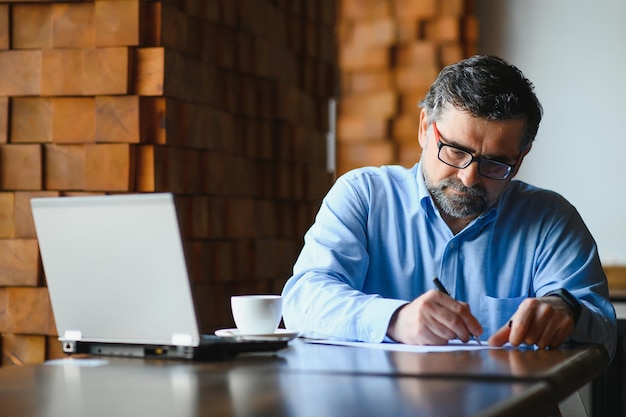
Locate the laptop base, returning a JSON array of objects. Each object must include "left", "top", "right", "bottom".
[{"left": 63, "top": 336, "right": 289, "bottom": 361}]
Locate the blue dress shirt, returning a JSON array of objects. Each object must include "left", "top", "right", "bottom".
[{"left": 282, "top": 164, "right": 616, "bottom": 357}]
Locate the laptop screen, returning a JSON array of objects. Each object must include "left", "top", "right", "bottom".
[{"left": 31, "top": 193, "right": 202, "bottom": 347}]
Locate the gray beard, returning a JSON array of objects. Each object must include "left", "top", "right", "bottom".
[{"left": 424, "top": 174, "right": 490, "bottom": 218}]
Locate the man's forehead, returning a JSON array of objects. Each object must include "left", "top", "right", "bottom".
[{"left": 436, "top": 111, "right": 526, "bottom": 156}]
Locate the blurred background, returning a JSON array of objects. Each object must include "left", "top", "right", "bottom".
[{"left": 0, "top": 0, "right": 623, "bottom": 367}]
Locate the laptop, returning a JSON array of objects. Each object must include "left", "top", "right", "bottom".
[{"left": 31, "top": 193, "right": 289, "bottom": 360}]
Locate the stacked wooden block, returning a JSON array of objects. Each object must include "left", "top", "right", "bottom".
[
  {"left": 0, "top": 0, "right": 336, "bottom": 365},
  {"left": 336, "top": 0, "right": 478, "bottom": 173}
]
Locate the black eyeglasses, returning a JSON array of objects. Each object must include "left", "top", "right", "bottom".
[{"left": 432, "top": 122, "right": 517, "bottom": 181}]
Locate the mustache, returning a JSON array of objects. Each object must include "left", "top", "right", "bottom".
[{"left": 439, "top": 178, "right": 488, "bottom": 199}]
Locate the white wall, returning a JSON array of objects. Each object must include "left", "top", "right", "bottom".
[{"left": 478, "top": 0, "right": 626, "bottom": 265}]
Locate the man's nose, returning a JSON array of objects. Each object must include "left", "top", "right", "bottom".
[{"left": 457, "top": 161, "right": 481, "bottom": 187}]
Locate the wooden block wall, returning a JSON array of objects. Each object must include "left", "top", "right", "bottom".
[
  {"left": 0, "top": 0, "right": 336, "bottom": 365},
  {"left": 336, "top": 0, "right": 478, "bottom": 173}
]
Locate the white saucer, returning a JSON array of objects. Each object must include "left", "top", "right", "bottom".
[{"left": 215, "top": 328, "right": 299, "bottom": 341}]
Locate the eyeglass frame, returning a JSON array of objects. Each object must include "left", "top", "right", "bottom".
[{"left": 431, "top": 122, "right": 519, "bottom": 181}]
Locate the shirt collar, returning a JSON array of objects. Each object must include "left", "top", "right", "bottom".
[{"left": 416, "top": 163, "right": 439, "bottom": 218}]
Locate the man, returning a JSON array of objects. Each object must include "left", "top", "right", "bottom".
[{"left": 281, "top": 55, "right": 616, "bottom": 357}]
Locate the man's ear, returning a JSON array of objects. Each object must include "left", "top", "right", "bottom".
[
  {"left": 418, "top": 109, "right": 429, "bottom": 149},
  {"left": 510, "top": 144, "right": 532, "bottom": 178}
]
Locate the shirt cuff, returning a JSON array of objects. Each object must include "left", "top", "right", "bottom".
[{"left": 361, "top": 298, "right": 410, "bottom": 342}]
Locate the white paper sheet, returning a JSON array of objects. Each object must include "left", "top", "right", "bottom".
[{"left": 303, "top": 338, "right": 509, "bottom": 352}]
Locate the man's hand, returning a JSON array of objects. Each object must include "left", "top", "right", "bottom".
[
  {"left": 387, "top": 290, "right": 483, "bottom": 345},
  {"left": 488, "top": 296, "right": 575, "bottom": 349}
]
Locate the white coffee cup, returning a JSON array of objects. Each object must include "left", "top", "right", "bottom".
[{"left": 231, "top": 295, "right": 283, "bottom": 335}]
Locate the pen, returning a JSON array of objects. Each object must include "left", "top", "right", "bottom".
[{"left": 432, "top": 277, "right": 482, "bottom": 345}]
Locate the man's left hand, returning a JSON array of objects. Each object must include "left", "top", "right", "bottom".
[{"left": 488, "top": 296, "right": 575, "bottom": 349}]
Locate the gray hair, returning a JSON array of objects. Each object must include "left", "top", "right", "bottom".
[{"left": 420, "top": 55, "right": 543, "bottom": 152}]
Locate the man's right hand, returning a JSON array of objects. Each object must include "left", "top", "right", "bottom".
[{"left": 386, "top": 290, "right": 483, "bottom": 345}]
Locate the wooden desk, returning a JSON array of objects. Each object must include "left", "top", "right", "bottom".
[
  {"left": 0, "top": 340, "right": 608, "bottom": 417},
  {"left": 280, "top": 341, "right": 607, "bottom": 402}
]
